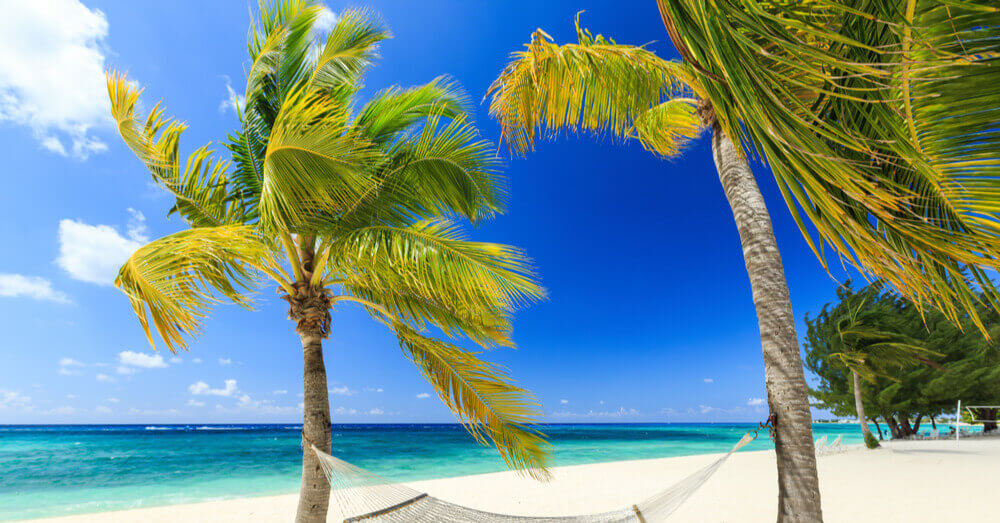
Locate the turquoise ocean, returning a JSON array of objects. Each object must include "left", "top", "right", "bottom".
[{"left": 0, "top": 423, "right": 871, "bottom": 520}]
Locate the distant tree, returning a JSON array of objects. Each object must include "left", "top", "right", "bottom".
[
  {"left": 805, "top": 283, "right": 940, "bottom": 445},
  {"left": 807, "top": 286, "right": 1000, "bottom": 437}
]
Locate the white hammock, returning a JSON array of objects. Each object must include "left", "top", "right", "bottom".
[{"left": 310, "top": 432, "right": 755, "bottom": 522}]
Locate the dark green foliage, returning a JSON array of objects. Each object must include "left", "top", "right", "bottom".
[
  {"left": 806, "top": 281, "right": 1000, "bottom": 437},
  {"left": 864, "top": 431, "right": 879, "bottom": 449}
]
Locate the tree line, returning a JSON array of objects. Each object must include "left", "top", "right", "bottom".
[{"left": 805, "top": 282, "right": 1000, "bottom": 440}]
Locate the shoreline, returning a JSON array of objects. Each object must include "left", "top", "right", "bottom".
[{"left": 26, "top": 435, "right": 1000, "bottom": 522}]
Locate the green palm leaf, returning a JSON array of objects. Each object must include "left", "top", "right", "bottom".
[
  {"left": 108, "top": 74, "right": 244, "bottom": 227},
  {"left": 115, "top": 225, "right": 272, "bottom": 352},
  {"left": 308, "top": 8, "right": 390, "bottom": 91},
  {"left": 486, "top": 13, "right": 696, "bottom": 157},
  {"left": 394, "top": 323, "right": 551, "bottom": 480}
]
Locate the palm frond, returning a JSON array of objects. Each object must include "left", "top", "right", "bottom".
[
  {"left": 354, "top": 77, "right": 468, "bottom": 145},
  {"left": 486, "top": 13, "right": 696, "bottom": 156},
  {"left": 115, "top": 225, "right": 272, "bottom": 352},
  {"left": 338, "top": 110, "right": 504, "bottom": 227},
  {"left": 656, "top": 0, "right": 1000, "bottom": 328},
  {"left": 107, "top": 73, "right": 244, "bottom": 227},
  {"left": 633, "top": 98, "right": 703, "bottom": 157},
  {"left": 393, "top": 323, "right": 551, "bottom": 479},
  {"left": 254, "top": 0, "right": 324, "bottom": 101},
  {"left": 259, "top": 86, "right": 379, "bottom": 232},
  {"left": 324, "top": 220, "right": 545, "bottom": 314},
  {"left": 308, "top": 8, "right": 390, "bottom": 91}
]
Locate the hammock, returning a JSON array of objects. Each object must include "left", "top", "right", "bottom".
[{"left": 310, "top": 432, "right": 755, "bottom": 522}]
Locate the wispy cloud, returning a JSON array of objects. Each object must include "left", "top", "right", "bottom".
[
  {"left": 218, "top": 75, "right": 245, "bottom": 114},
  {"left": 0, "top": 274, "right": 70, "bottom": 303},
  {"left": 189, "top": 379, "right": 238, "bottom": 397},
  {"left": 118, "top": 350, "right": 167, "bottom": 369},
  {"left": 415, "top": 392, "right": 430, "bottom": 399},
  {"left": 330, "top": 385, "right": 355, "bottom": 396}
]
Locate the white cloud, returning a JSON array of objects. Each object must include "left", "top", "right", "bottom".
[
  {"left": 66, "top": 394, "right": 76, "bottom": 399},
  {"left": 46, "top": 405, "right": 76, "bottom": 415},
  {"left": 192, "top": 358, "right": 202, "bottom": 364},
  {"left": 186, "top": 399, "right": 206, "bottom": 407},
  {"left": 314, "top": 7, "right": 337, "bottom": 35},
  {"left": 95, "top": 405, "right": 111, "bottom": 414},
  {"left": 57, "top": 216, "right": 146, "bottom": 285},
  {"left": 363, "top": 387, "right": 383, "bottom": 393},
  {"left": 560, "top": 399, "right": 569, "bottom": 404},
  {"left": 415, "top": 392, "right": 431, "bottom": 399},
  {"left": 106, "top": 397, "right": 119, "bottom": 403},
  {"left": 0, "top": 390, "right": 31, "bottom": 408},
  {"left": 747, "top": 397, "right": 766, "bottom": 406},
  {"left": 273, "top": 390, "right": 288, "bottom": 395},
  {"left": 0, "top": 274, "right": 70, "bottom": 303},
  {"left": 96, "top": 373, "right": 115, "bottom": 383},
  {"left": 218, "top": 358, "right": 232, "bottom": 366},
  {"left": 0, "top": 0, "right": 112, "bottom": 158},
  {"left": 119, "top": 350, "right": 167, "bottom": 369},
  {"left": 189, "top": 379, "right": 238, "bottom": 397},
  {"left": 169, "top": 357, "right": 182, "bottom": 364},
  {"left": 368, "top": 408, "right": 384, "bottom": 415},
  {"left": 330, "top": 385, "right": 355, "bottom": 396},
  {"left": 58, "top": 357, "right": 85, "bottom": 376},
  {"left": 116, "top": 365, "right": 136, "bottom": 375},
  {"left": 333, "top": 406, "right": 357, "bottom": 415},
  {"left": 703, "top": 378, "right": 714, "bottom": 383},
  {"left": 218, "top": 76, "right": 245, "bottom": 114}
]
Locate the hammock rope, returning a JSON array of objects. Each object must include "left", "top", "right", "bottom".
[{"left": 308, "top": 430, "right": 758, "bottom": 522}]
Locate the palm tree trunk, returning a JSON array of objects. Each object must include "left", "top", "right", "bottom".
[
  {"left": 296, "top": 331, "right": 332, "bottom": 523},
  {"left": 852, "top": 370, "right": 873, "bottom": 442},
  {"left": 711, "top": 125, "right": 823, "bottom": 522}
]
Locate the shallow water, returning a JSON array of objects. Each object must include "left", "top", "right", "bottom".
[{"left": 0, "top": 423, "right": 870, "bottom": 520}]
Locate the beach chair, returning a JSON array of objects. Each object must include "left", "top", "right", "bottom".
[
  {"left": 829, "top": 434, "right": 843, "bottom": 451},
  {"left": 929, "top": 429, "right": 939, "bottom": 439},
  {"left": 814, "top": 436, "right": 828, "bottom": 453}
]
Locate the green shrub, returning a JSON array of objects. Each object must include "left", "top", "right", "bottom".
[{"left": 864, "top": 431, "right": 880, "bottom": 449}]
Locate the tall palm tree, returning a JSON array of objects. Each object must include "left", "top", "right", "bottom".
[
  {"left": 819, "top": 284, "right": 941, "bottom": 445},
  {"left": 108, "top": 3, "right": 550, "bottom": 522},
  {"left": 488, "top": 2, "right": 999, "bottom": 520}
]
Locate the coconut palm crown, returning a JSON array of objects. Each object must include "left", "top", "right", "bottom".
[{"left": 107, "top": 2, "right": 550, "bottom": 521}]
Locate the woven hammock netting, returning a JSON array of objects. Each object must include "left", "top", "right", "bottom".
[{"left": 312, "top": 432, "right": 754, "bottom": 522}]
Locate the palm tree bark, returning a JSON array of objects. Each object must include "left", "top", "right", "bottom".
[
  {"left": 296, "top": 331, "right": 332, "bottom": 523},
  {"left": 851, "top": 370, "right": 874, "bottom": 444},
  {"left": 711, "top": 125, "right": 823, "bottom": 522}
]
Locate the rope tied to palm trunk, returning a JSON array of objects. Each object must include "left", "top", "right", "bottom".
[{"left": 284, "top": 282, "right": 333, "bottom": 338}]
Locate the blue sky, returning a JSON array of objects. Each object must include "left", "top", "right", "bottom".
[{"left": 0, "top": 0, "right": 857, "bottom": 424}]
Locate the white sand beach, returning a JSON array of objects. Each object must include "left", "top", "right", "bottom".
[{"left": 30, "top": 435, "right": 999, "bottom": 522}]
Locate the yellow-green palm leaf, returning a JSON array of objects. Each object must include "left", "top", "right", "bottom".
[
  {"left": 486, "top": 13, "right": 696, "bottom": 158},
  {"left": 115, "top": 226, "right": 272, "bottom": 352},
  {"left": 393, "top": 323, "right": 551, "bottom": 480}
]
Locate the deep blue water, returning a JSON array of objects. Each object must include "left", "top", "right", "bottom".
[{"left": 0, "top": 423, "right": 864, "bottom": 520}]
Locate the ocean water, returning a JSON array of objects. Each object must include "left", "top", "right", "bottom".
[{"left": 0, "top": 423, "right": 866, "bottom": 520}]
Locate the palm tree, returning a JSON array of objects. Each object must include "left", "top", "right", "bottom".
[
  {"left": 488, "top": 2, "right": 998, "bottom": 519},
  {"left": 820, "top": 284, "right": 942, "bottom": 446},
  {"left": 107, "top": 3, "right": 550, "bottom": 522}
]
